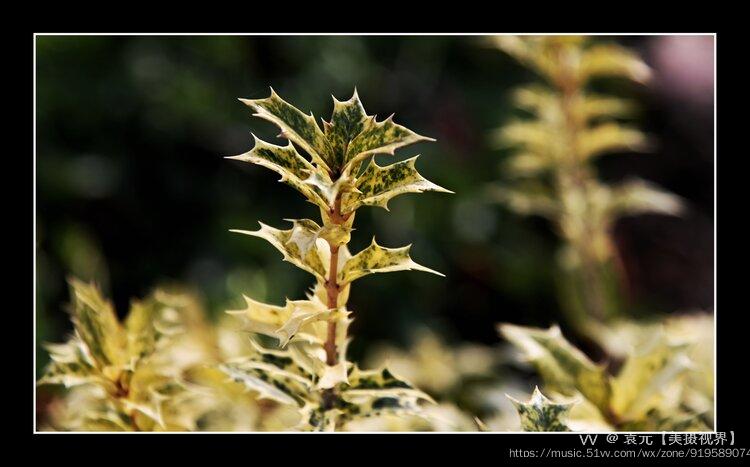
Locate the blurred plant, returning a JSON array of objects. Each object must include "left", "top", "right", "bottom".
[
  {"left": 37, "top": 280, "right": 217, "bottom": 431},
  {"left": 360, "top": 328, "right": 504, "bottom": 431},
  {"left": 488, "top": 36, "right": 682, "bottom": 331},
  {"left": 499, "top": 319, "right": 711, "bottom": 432},
  {"left": 219, "top": 89, "right": 450, "bottom": 431}
]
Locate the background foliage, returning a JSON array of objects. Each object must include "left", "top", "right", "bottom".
[{"left": 35, "top": 35, "right": 714, "bottom": 428}]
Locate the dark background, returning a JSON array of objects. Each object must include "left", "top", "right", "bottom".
[{"left": 35, "top": 35, "right": 714, "bottom": 375}]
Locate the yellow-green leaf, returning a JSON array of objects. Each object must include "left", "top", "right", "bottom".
[
  {"left": 239, "top": 89, "right": 334, "bottom": 171},
  {"left": 607, "top": 179, "right": 684, "bottom": 218},
  {"left": 508, "top": 386, "right": 575, "bottom": 432},
  {"left": 227, "top": 136, "right": 331, "bottom": 210},
  {"left": 579, "top": 123, "right": 647, "bottom": 161},
  {"left": 324, "top": 89, "right": 369, "bottom": 170},
  {"left": 611, "top": 339, "right": 692, "bottom": 419},
  {"left": 68, "top": 279, "right": 126, "bottom": 370},
  {"left": 579, "top": 44, "right": 651, "bottom": 84},
  {"left": 226, "top": 295, "right": 330, "bottom": 347},
  {"left": 344, "top": 115, "right": 434, "bottom": 170},
  {"left": 499, "top": 324, "right": 612, "bottom": 412},
  {"left": 231, "top": 220, "right": 328, "bottom": 280},
  {"left": 218, "top": 351, "right": 314, "bottom": 407},
  {"left": 342, "top": 156, "right": 452, "bottom": 213},
  {"left": 338, "top": 238, "right": 444, "bottom": 284}
]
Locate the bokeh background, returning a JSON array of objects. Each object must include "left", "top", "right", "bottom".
[{"left": 35, "top": 35, "right": 714, "bottom": 380}]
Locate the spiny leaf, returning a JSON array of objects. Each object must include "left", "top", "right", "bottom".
[
  {"left": 342, "top": 156, "right": 452, "bottom": 213},
  {"left": 508, "top": 386, "right": 575, "bottom": 432},
  {"left": 38, "top": 338, "right": 107, "bottom": 389},
  {"left": 239, "top": 89, "right": 334, "bottom": 172},
  {"left": 324, "top": 89, "right": 369, "bottom": 170},
  {"left": 337, "top": 365, "right": 434, "bottom": 425},
  {"left": 226, "top": 295, "right": 330, "bottom": 347},
  {"left": 611, "top": 339, "right": 693, "bottom": 419},
  {"left": 499, "top": 324, "right": 612, "bottom": 412},
  {"left": 218, "top": 353, "right": 314, "bottom": 407},
  {"left": 344, "top": 114, "right": 434, "bottom": 171},
  {"left": 231, "top": 220, "right": 328, "bottom": 280},
  {"left": 227, "top": 136, "right": 330, "bottom": 210},
  {"left": 68, "top": 279, "right": 126, "bottom": 370},
  {"left": 338, "top": 238, "right": 444, "bottom": 285}
]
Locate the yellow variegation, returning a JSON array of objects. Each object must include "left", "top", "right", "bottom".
[
  {"left": 339, "top": 238, "right": 444, "bottom": 284},
  {"left": 488, "top": 35, "right": 681, "bottom": 328},
  {"left": 39, "top": 280, "right": 218, "bottom": 431},
  {"left": 239, "top": 89, "right": 334, "bottom": 171},
  {"left": 227, "top": 136, "right": 330, "bottom": 211},
  {"left": 231, "top": 221, "right": 329, "bottom": 280},
  {"left": 225, "top": 89, "right": 449, "bottom": 430},
  {"left": 507, "top": 386, "right": 575, "bottom": 432},
  {"left": 499, "top": 321, "right": 711, "bottom": 432},
  {"left": 342, "top": 156, "right": 452, "bottom": 213},
  {"left": 499, "top": 324, "right": 611, "bottom": 412}
]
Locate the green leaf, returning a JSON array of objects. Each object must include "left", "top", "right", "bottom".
[
  {"left": 338, "top": 238, "right": 444, "bottom": 285},
  {"left": 227, "top": 136, "right": 331, "bottom": 210},
  {"left": 342, "top": 156, "right": 452, "bottom": 213},
  {"left": 499, "top": 324, "right": 612, "bottom": 412},
  {"left": 508, "top": 386, "right": 575, "bottom": 432},
  {"left": 239, "top": 89, "right": 334, "bottom": 172},
  {"left": 231, "top": 220, "right": 329, "bottom": 280},
  {"left": 68, "top": 279, "right": 126, "bottom": 370}
]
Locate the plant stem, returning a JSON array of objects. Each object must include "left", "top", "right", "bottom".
[
  {"left": 323, "top": 196, "right": 347, "bottom": 367},
  {"left": 555, "top": 46, "right": 608, "bottom": 324},
  {"left": 324, "top": 243, "right": 340, "bottom": 366}
]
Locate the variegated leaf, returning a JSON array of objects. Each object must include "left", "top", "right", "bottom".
[
  {"left": 227, "top": 136, "right": 331, "bottom": 210},
  {"left": 323, "top": 89, "right": 369, "bottom": 170},
  {"left": 68, "top": 279, "right": 127, "bottom": 370},
  {"left": 337, "top": 365, "right": 434, "bottom": 425},
  {"left": 231, "top": 220, "right": 328, "bottom": 280},
  {"left": 344, "top": 114, "right": 434, "bottom": 171},
  {"left": 239, "top": 89, "right": 334, "bottom": 171},
  {"left": 499, "top": 324, "right": 612, "bottom": 412},
  {"left": 508, "top": 386, "right": 575, "bottom": 432},
  {"left": 338, "top": 238, "right": 444, "bottom": 285},
  {"left": 226, "top": 295, "right": 330, "bottom": 347},
  {"left": 611, "top": 339, "right": 692, "bottom": 419},
  {"left": 342, "top": 156, "right": 451, "bottom": 213},
  {"left": 218, "top": 354, "right": 314, "bottom": 407},
  {"left": 38, "top": 337, "right": 109, "bottom": 390}
]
